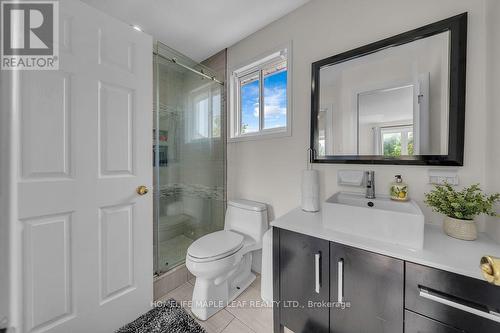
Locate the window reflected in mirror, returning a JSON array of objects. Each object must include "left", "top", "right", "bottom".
[
  {"left": 317, "top": 31, "right": 450, "bottom": 157},
  {"left": 188, "top": 84, "right": 222, "bottom": 141}
]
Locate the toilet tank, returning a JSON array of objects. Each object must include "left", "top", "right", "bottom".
[{"left": 224, "top": 199, "right": 268, "bottom": 245}]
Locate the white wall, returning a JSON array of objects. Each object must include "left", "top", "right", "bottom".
[
  {"left": 227, "top": 0, "right": 499, "bottom": 236},
  {"left": 484, "top": 0, "right": 500, "bottom": 241}
]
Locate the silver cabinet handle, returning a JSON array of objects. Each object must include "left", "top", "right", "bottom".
[
  {"left": 314, "top": 253, "right": 321, "bottom": 293},
  {"left": 338, "top": 259, "right": 344, "bottom": 303},
  {"left": 419, "top": 288, "right": 500, "bottom": 323}
]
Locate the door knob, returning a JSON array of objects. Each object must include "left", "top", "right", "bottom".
[{"left": 136, "top": 185, "right": 148, "bottom": 196}]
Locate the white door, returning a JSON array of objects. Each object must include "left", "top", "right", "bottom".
[{"left": 12, "top": 0, "right": 153, "bottom": 332}]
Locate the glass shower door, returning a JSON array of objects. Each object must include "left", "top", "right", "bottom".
[{"left": 153, "top": 47, "right": 225, "bottom": 275}]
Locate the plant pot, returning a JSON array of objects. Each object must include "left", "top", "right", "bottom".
[{"left": 443, "top": 216, "right": 478, "bottom": 241}]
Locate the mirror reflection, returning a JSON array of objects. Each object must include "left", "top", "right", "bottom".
[{"left": 317, "top": 31, "right": 450, "bottom": 157}]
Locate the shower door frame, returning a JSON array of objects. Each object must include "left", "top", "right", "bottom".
[{"left": 153, "top": 45, "right": 226, "bottom": 276}]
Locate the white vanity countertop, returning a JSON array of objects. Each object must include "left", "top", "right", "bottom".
[{"left": 271, "top": 208, "right": 500, "bottom": 281}]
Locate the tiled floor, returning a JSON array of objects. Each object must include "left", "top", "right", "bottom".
[{"left": 159, "top": 275, "right": 274, "bottom": 333}]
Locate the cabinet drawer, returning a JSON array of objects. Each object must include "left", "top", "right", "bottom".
[
  {"left": 405, "top": 310, "right": 464, "bottom": 333},
  {"left": 405, "top": 262, "right": 500, "bottom": 332}
]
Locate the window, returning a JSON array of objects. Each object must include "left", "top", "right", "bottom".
[
  {"left": 380, "top": 125, "right": 414, "bottom": 157},
  {"left": 187, "top": 85, "right": 221, "bottom": 141},
  {"left": 230, "top": 46, "right": 291, "bottom": 140},
  {"left": 193, "top": 93, "right": 209, "bottom": 139}
]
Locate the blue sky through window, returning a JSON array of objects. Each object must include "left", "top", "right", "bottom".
[
  {"left": 240, "top": 79, "right": 260, "bottom": 133},
  {"left": 240, "top": 69, "right": 287, "bottom": 133},
  {"left": 264, "top": 70, "right": 287, "bottom": 129}
]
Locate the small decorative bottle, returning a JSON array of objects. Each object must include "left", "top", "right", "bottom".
[{"left": 390, "top": 175, "right": 409, "bottom": 201}]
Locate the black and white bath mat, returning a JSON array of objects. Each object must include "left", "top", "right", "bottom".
[{"left": 116, "top": 299, "right": 206, "bottom": 333}]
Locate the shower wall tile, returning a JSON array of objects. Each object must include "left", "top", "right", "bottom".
[{"left": 202, "top": 49, "right": 227, "bottom": 84}]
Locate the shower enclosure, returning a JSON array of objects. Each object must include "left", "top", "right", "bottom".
[{"left": 153, "top": 42, "right": 226, "bottom": 275}]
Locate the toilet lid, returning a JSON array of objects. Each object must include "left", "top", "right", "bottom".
[{"left": 187, "top": 230, "right": 244, "bottom": 260}]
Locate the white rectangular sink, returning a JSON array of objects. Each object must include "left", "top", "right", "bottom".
[{"left": 322, "top": 192, "right": 425, "bottom": 250}]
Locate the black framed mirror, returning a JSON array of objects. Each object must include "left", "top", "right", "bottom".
[{"left": 311, "top": 13, "right": 467, "bottom": 165}]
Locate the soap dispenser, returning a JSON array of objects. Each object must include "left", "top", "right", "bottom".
[{"left": 390, "top": 175, "right": 409, "bottom": 201}]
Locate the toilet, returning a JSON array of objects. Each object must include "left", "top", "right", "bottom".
[{"left": 186, "top": 199, "right": 268, "bottom": 320}]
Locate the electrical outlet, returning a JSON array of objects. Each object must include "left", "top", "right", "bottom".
[{"left": 428, "top": 169, "right": 459, "bottom": 185}]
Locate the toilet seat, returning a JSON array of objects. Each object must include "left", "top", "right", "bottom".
[{"left": 187, "top": 230, "right": 244, "bottom": 262}]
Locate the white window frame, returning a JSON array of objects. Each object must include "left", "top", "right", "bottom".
[
  {"left": 380, "top": 125, "right": 413, "bottom": 156},
  {"left": 229, "top": 42, "right": 292, "bottom": 142}
]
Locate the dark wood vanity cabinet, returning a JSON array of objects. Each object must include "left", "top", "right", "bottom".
[
  {"left": 275, "top": 229, "right": 403, "bottom": 333},
  {"left": 274, "top": 228, "right": 500, "bottom": 333},
  {"left": 404, "top": 310, "right": 464, "bottom": 333},
  {"left": 277, "top": 229, "right": 330, "bottom": 333},
  {"left": 405, "top": 262, "right": 500, "bottom": 333},
  {"left": 330, "top": 243, "right": 404, "bottom": 333}
]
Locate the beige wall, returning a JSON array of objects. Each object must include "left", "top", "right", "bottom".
[{"left": 227, "top": 0, "right": 500, "bottom": 237}]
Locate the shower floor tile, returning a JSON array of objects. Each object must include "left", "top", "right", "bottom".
[{"left": 158, "top": 234, "right": 194, "bottom": 272}]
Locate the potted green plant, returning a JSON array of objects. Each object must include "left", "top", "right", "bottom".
[{"left": 424, "top": 183, "right": 500, "bottom": 240}]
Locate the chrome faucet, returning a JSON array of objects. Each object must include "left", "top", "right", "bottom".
[{"left": 365, "top": 171, "right": 375, "bottom": 199}]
